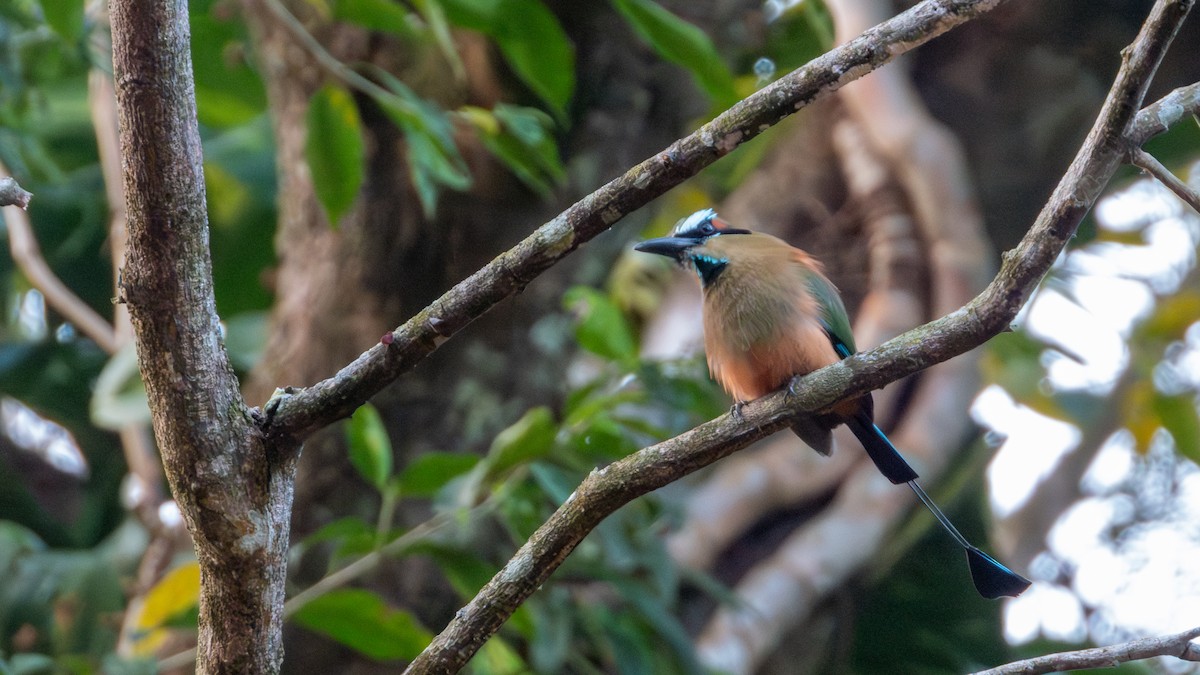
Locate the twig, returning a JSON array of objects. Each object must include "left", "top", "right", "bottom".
[
  {"left": 283, "top": 511, "right": 457, "bottom": 616},
  {"left": 261, "top": 0, "right": 397, "bottom": 105},
  {"left": 265, "top": 0, "right": 1014, "bottom": 445},
  {"left": 0, "top": 177, "right": 32, "bottom": 208},
  {"left": 1, "top": 165, "right": 119, "bottom": 353},
  {"left": 973, "top": 626, "right": 1200, "bottom": 675},
  {"left": 404, "top": 1, "right": 1193, "bottom": 672},
  {"left": 1125, "top": 81, "right": 1200, "bottom": 146},
  {"left": 1129, "top": 147, "right": 1200, "bottom": 213}
]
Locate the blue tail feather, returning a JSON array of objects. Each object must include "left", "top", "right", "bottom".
[
  {"left": 846, "top": 413, "right": 918, "bottom": 484},
  {"left": 843, "top": 410, "right": 1031, "bottom": 598}
]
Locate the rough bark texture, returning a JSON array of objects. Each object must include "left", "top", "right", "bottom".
[{"left": 109, "top": 0, "right": 295, "bottom": 672}]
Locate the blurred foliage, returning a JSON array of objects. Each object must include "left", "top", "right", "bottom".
[
  {"left": 980, "top": 193, "right": 1200, "bottom": 461},
  {"left": 978, "top": 173, "right": 1200, "bottom": 659}
]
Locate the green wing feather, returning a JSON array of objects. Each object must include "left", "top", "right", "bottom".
[{"left": 804, "top": 273, "right": 855, "bottom": 357}]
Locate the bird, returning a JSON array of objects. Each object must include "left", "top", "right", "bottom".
[{"left": 634, "top": 208, "right": 1031, "bottom": 599}]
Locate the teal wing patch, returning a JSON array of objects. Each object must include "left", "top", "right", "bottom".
[{"left": 805, "top": 272, "right": 856, "bottom": 359}]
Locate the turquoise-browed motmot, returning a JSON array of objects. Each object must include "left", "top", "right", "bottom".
[{"left": 635, "top": 209, "right": 1030, "bottom": 599}]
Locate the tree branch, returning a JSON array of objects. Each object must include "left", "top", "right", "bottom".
[
  {"left": 0, "top": 166, "right": 119, "bottom": 353},
  {"left": 264, "top": 0, "right": 1013, "bottom": 445},
  {"left": 109, "top": 0, "right": 296, "bottom": 672},
  {"left": 1123, "top": 81, "right": 1200, "bottom": 214},
  {"left": 1129, "top": 147, "right": 1200, "bottom": 212},
  {"left": 1126, "top": 81, "right": 1200, "bottom": 146},
  {"left": 973, "top": 626, "right": 1200, "bottom": 675},
  {"left": 404, "top": 1, "right": 1193, "bottom": 672},
  {"left": 0, "top": 176, "right": 32, "bottom": 208}
]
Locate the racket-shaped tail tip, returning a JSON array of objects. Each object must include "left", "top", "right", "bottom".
[{"left": 967, "top": 547, "right": 1031, "bottom": 599}]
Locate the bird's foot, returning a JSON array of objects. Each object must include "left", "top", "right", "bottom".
[
  {"left": 730, "top": 400, "right": 748, "bottom": 422},
  {"left": 786, "top": 375, "right": 803, "bottom": 399}
]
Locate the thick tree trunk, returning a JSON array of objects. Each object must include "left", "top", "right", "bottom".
[{"left": 109, "top": 0, "right": 296, "bottom": 672}]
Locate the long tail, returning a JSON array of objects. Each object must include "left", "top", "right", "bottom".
[{"left": 846, "top": 413, "right": 1032, "bottom": 599}]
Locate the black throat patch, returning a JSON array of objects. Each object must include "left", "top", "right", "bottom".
[{"left": 689, "top": 254, "right": 728, "bottom": 287}]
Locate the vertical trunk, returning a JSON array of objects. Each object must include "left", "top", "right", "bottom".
[{"left": 109, "top": 0, "right": 296, "bottom": 671}]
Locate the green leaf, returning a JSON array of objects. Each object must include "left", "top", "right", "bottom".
[
  {"left": 461, "top": 104, "right": 564, "bottom": 195},
  {"left": 485, "top": 407, "right": 556, "bottom": 478},
  {"left": 570, "top": 415, "right": 639, "bottom": 461},
  {"left": 190, "top": 11, "right": 269, "bottom": 128},
  {"left": 40, "top": 0, "right": 84, "bottom": 41},
  {"left": 305, "top": 85, "right": 365, "bottom": 227},
  {"left": 441, "top": 0, "right": 575, "bottom": 119},
  {"left": 345, "top": 403, "right": 393, "bottom": 490},
  {"left": 467, "top": 635, "right": 529, "bottom": 675},
  {"left": 610, "top": 0, "right": 737, "bottom": 108},
  {"left": 395, "top": 452, "right": 480, "bottom": 497},
  {"left": 761, "top": 0, "right": 834, "bottom": 74},
  {"left": 298, "top": 516, "right": 375, "bottom": 547},
  {"left": 291, "top": 589, "right": 432, "bottom": 661},
  {"left": 1153, "top": 393, "right": 1200, "bottom": 464},
  {"left": 333, "top": 0, "right": 417, "bottom": 37},
  {"left": 414, "top": 545, "right": 499, "bottom": 599},
  {"left": 609, "top": 577, "right": 702, "bottom": 672},
  {"left": 563, "top": 286, "right": 639, "bottom": 365},
  {"left": 369, "top": 68, "right": 471, "bottom": 216}
]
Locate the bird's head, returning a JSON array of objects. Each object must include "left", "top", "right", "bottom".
[{"left": 634, "top": 209, "right": 751, "bottom": 286}]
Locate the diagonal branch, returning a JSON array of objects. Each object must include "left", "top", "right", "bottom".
[
  {"left": 264, "top": 0, "right": 1013, "bottom": 445},
  {"left": 404, "top": 1, "right": 1193, "bottom": 672},
  {"left": 1, "top": 167, "right": 120, "bottom": 353},
  {"left": 972, "top": 625, "right": 1200, "bottom": 675},
  {"left": 1129, "top": 147, "right": 1200, "bottom": 212}
]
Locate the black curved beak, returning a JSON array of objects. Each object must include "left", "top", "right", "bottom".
[{"left": 633, "top": 236, "right": 700, "bottom": 261}]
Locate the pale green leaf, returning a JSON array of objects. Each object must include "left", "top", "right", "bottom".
[
  {"left": 90, "top": 343, "right": 150, "bottom": 430},
  {"left": 441, "top": 0, "right": 575, "bottom": 119},
  {"left": 610, "top": 0, "right": 737, "bottom": 107},
  {"left": 563, "top": 286, "right": 639, "bottom": 365},
  {"left": 484, "top": 406, "right": 556, "bottom": 478},
  {"left": 333, "top": 0, "right": 417, "bottom": 37},
  {"left": 345, "top": 403, "right": 393, "bottom": 490},
  {"left": 369, "top": 68, "right": 471, "bottom": 216},
  {"left": 462, "top": 104, "right": 564, "bottom": 195},
  {"left": 396, "top": 452, "right": 480, "bottom": 497},
  {"left": 305, "top": 85, "right": 365, "bottom": 227},
  {"left": 291, "top": 589, "right": 431, "bottom": 661}
]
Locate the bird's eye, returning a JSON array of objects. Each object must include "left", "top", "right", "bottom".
[{"left": 699, "top": 222, "right": 715, "bottom": 235}]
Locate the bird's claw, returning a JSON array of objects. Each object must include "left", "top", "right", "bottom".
[
  {"left": 786, "top": 376, "right": 802, "bottom": 399},
  {"left": 730, "top": 400, "right": 748, "bottom": 423}
]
